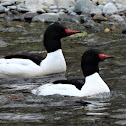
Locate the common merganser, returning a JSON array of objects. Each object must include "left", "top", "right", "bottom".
[
  {"left": 32, "top": 49, "right": 114, "bottom": 97},
  {"left": 0, "top": 22, "right": 81, "bottom": 78}
]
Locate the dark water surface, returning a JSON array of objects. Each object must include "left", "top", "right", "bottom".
[{"left": 0, "top": 22, "right": 126, "bottom": 126}]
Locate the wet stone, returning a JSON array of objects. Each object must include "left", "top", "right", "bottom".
[{"left": 0, "top": 5, "right": 5, "bottom": 14}]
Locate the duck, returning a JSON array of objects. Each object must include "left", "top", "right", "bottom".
[
  {"left": 31, "top": 49, "right": 114, "bottom": 97},
  {"left": 0, "top": 22, "right": 81, "bottom": 78}
]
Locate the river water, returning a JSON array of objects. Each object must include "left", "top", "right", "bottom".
[{"left": 0, "top": 21, "right": 126, "bottom": 126}]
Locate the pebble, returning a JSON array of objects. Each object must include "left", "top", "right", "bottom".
[{"left": 0, "top": 0, "right": 126, "bottom": 25}]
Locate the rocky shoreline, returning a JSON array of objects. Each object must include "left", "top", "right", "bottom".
[{"left": 0, "top": 0, "right": 126, "bottom": 32}]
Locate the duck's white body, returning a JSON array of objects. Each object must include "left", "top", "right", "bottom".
[
  {"left": 31, "top": 73, "right": 110, "bottom": 97},
  {"left": 0, "top": 49, "right": 66, "bottom": 78}
]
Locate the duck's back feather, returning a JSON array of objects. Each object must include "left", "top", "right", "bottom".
[
  {"left": 4, "top": 54, "right": 44, "bottom": 65},
  {"left": 53, "top": 79, "right": 85, "bottom": 90}
]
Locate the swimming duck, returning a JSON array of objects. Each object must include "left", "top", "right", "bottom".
[
  {"left": 0, "top": 23, "right": 81, "bottom": 77},
  {"left": 32, "top": 49, "right": 114, "bottom": 97}
]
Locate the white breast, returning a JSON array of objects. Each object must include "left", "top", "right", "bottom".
[
  {"left": 80, "top": 73, "right": 110, "bottom": 97},
  {"left": 40, "top": 49, "right": 66, "bottom": 75}
]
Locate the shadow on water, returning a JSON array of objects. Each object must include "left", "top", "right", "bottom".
[{"left": 0, "top": 21, "right": 126, "bottom": 126}]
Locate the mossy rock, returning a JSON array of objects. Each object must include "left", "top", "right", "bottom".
[{"left": 70, "top": 31, "right": 88, "bottom": 38}]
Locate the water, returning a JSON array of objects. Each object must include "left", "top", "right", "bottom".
[{"left": 0, "top": 21, "right": 126, "bottom": 126}]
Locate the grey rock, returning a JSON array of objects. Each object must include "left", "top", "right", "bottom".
[
  {"left": 0, "top": 5, "right": 5, "bottom": 14},
  {"left": 58, "top": 12, "right": 68, "bottom": 21},
  {"left": 53, "top": 0, "right": 75, "bottom": 9},
  {"left": 51, "top": 9, "right": 59, "bottom": 13},
  {"left": 58, "top": 6, "right": 67, "bottom": 10},
  {"left": 37, "top": 8, "right": 46, "bottom": 14},
  {"left": 42, "top": 1, "right": 52, "bottom": 7},
  {"left": 115, "top": 3, "right": 126, "bottom": 10},
  {"left": 49, "top": 5, "right": 57, "bottom": 10},
  {"left": 90, "top": 9, "right": 102, "bottom": 15},
  {"left": 59, "top": 12, "right": 80, "bottom": 23},
  {"left": 103, "top": 2, "right": 118, "bottom": 15},
  {"left": 110, "top": 14, "right": 125, "bottom": 22},
  {"left": 8, "top": 6, "right": 17, "bottom": 10},
  {"left": 17, "top": 3, "right": 29, "bottom": 13},
  {"left": 98, "top": 5, "right": 104, "bottom": 11},
  {"left": 80, "top": 14, "right": 92, "bottom": 23},
  {"left": 17, "top": 7, "right": 29, "bottom": 13},
  {"left": 73, "top": 0, "right": 100, "bottom": 13},
  {"left": 32, "top": 13, "right": 60, "bottom": 23},
  {"left": 84, "top": 20, "right": 97, "bottom": 29},
  {"left": 67, "top": 6, "right": 74, "bottom": 14},
  {"left": 23, "top": 12, "right": 39, "bottom": 23},
  {"left": 1, "top": 1, "right": 15, "bottom": 7},
  {"left": 67, "top": 15, "right": 80, "bottom": 23},
  {"left": 59, "top": 8, "right": 67, "bottom": 13}
]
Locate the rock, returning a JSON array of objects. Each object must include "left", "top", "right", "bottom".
[
  {"left": 53, "top": 0, "right": 75, "bottom": 9},
  {"left": 0, "top": 5, "right": 5, "bottom": 14},
  {"left": 70, "top": 31, "right": 88, "bottom": 38},
  {"left": 80, "top": 14, "right": 92, "bottom": 23},
  {"left": 104, "top": 28, "right": 110, "bottom": 32},
  {"left": 23, "top": 12, "right": 39, "bottom": 22},
  {"left": 115, "top": 0, "right": 126, "bottom": 5},
  {"left": 58, "top": 6, "right": 67, "bottom": 10},
  {"left": 49, "top": 5, "right": 59, "bottom": 13},
  {"left": 67, "top": 6, "right": 74, "bottom": 14},
  {"left": 49, "top": 5, "right": 57, "bottom": 10},
  {"left": 58, "top": 12, "right": 80, "bottom": 23},
  {"left": 51, "top": 9, "right": 59, "bottom": 13},
  {"left": 42, "top": 0, "right": 54, "bottom": 5},
  {"left": 114, "top": 8, "right": 126, "bottom": 16},
  {"left": 17, "top": 3, "right": 29, "bottom": 13},
  {"left": 73, "top": 0, "right": 100, "bottom": 14},
  {"left": 42, "top": 1, "right": 52, "bottom": 7},
  {"left": 8, "top": 6, "right": 17, "bottom": 10},
  {"left": 93, "top": 14, "right": 107, "bottom": 22},
  {"left": 84, "top": 20, "right": 97, "bottom": 29},
  {"left": 90, "top": 9, "right": 102, "bottom": 15},
  {"left": 58, "top": 12, "right": 68, "bottom": 21},
  {"left": 32, "top": 13, "right": 60, "bottom": 23},
  {"left": 122, "top": 27, "right": 126, "bottom": 34},
  {"left": 98, "top": 0, "right": 106, "bottom": 5},
  {"left": 115, "top": 3, "right": 126, "bottom": 10},
  {"left": 98, "top": 5, "right": 104, "bottom": 11},
  {"left": 110, "top": 14, "right": 125, "bottom": 22},
  {"left": 1, "top": 1, "right": 15, "bottom": 7},
  {"left": 92, "top": 0, "right": 98, "bottom": 5},
  {"left": 40, "top": 5, "right": 51, "bottom": 13},
  {"left": 37, "top": 8, "right": 45, "bottom": 14},
  {"left": 103, "top": 2, "right": 118, "bottom": 15},
  {"left": 67, "top": 15, "right": 81, "bottom": 23}
]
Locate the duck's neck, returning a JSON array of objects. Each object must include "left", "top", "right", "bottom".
[
  {"left": 40, "top": 49, "right": 66, "bottom": 75},
  {"left": 80, "top": 72, "right": 110, "bottom": 97}
]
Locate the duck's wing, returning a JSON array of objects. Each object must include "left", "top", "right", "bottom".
[
  {"left": 53, "top": 79, "right": 85, "bottom": 90},
  {"left": 4, "top": 54, "right": 44, "bottom": 65}
]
